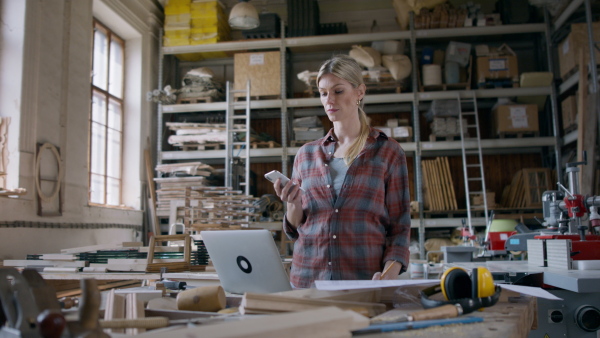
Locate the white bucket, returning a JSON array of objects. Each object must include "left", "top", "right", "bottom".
[
  {"left": 409, "top": 260, "right": 426, "bottom": 279},
  {"left": 422, "top": 64, "right": 442, "bottom": 86}
]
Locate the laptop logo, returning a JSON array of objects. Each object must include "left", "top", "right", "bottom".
[{"left": 236, "top": 256, "right": 252, "bottom": 274}]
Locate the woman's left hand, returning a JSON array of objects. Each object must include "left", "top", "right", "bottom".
[{"left": 372, "top": 260, "right": 402, "bottom": 280}]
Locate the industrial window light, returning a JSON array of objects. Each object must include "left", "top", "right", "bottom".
[{"left": 228, "top": 0, "right": 260, "bottom": 30}]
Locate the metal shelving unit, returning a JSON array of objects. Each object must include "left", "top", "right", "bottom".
[{"left": 156, "top": 20, "right": 564, "bottom": 253}]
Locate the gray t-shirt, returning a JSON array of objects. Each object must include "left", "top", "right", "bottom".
[{"left": 329, "top": 157, "right": 348, "bottom": 199}]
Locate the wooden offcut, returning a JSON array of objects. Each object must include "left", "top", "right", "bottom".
[{"left": 234, "top": 51, "right": 281, "bottom": 97}]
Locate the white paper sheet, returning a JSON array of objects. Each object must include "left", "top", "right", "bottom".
[
  {"left": 315, "top": 280, "right": 563, "bottom": 300},
  {"left": 499, "top": 284, "right": 563, "bottom": 300},
  {"left": 314, "top": 279, "right": 439, "bottom": 290}
]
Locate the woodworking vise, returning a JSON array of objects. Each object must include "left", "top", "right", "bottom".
[{"left": 0, "top": 267, "right": 108, "bottom": 338}]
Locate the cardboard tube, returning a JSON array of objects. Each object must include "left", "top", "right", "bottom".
[{"left": 176, "top": 285, "right": 226, "bottom": 312}]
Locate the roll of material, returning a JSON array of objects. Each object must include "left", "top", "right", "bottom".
[
  {"left": 176, "top": 285, "right": 226, "bottom": 312},
  {"left": 422, "top": 64, "right": 442, "bottom": 86}
]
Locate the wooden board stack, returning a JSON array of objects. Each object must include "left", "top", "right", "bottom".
[
  {"left": 3, "top": 241, "right": 207, "bottom": 274},
  {"left": 155, "top": 176, "right": 209, "bottom": 219},
  {"left": 182, "top": 186, "right": 260, "bottom": 231},
  {"left": 422, "top": 157, "right": 458, "bottom": 211},
  {"left": 165, "top": 122, "right": 251, "bottom": 150},
  {"left": 501, "top": 168, "right": 553, "bottom": 208}
]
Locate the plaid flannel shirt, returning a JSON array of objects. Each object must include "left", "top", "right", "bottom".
[{"left": 284, "top": 127, "right": 411, "bottom": 288}]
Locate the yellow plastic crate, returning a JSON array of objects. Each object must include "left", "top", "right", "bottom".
[
  {"left": 164, "top": 13, "right": 191, "bottom": 27},
  {"left": 164, "top": 4, "right": 190, "bottom": 15},
  {"left": 166, "top": 0, "right": 191, "bottom": 5},
  {"left": 163, "top": 36, "right": 190, "bottom": 47},
  {"left": 164, "top": 28, "right": 190, "bottom": 39},
  {"left": 190, "top": 1, "right": 225, "bottom": 18},
  {"left": 191, "top": 15, "right": 229, "bottom": 28},
  {"left": 190, "top": 24, "right": 229, "bottom": 35},
  {"left": 189, "top": 35, "right": 230, "bottom": 45}
]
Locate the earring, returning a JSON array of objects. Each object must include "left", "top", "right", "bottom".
[{"left": 356, "top": 100, "right": 360, "bottom": 106}]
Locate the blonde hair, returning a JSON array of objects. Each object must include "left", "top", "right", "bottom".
[{"left": 317, "top": 55, "right": 370, "bottom": 165}]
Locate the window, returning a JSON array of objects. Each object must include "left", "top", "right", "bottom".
[{"left": 90, "top": 20, "right": 124, "bottom": 206}]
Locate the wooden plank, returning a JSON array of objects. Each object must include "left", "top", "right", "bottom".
[
  {"left": 421, "top": 160, "right": 431, "bottom": 210},
  {"left": 42, "top": 267, "right": 80, "bottom": 273},
  {"left": 423, "top": 160, "right": 436, "bottom": 210},
  {"left": 104, "top": 289, "right": 126, "bottom": 334},
  {"left": 239, "top": 292, "right": 386, "bottom": 318},
  {"left": 436, "top": 157, "right": 450, "bottom": 210},
  {"left": 136, "top": 306, "right": 368, "bottom": 338},
  {"left": 430, "top": 158, "right": 446, "bottom": 210},
  {"left": 577, "top": 49, "right": 598, "bottom": 195},
  {"left": 60, "top": 243, "right": 138, "bottom": 254},
  {"left": 89, "top": 263, "right": 147, "bottom": 272},
  {"left": 3, "top": 260, "right": 87, "bottom": 268},
  {"left": 443, "top": 157, "right": 458, "bottom": 210},
  {"left": 272, "top": 288, "right": 381, "bottom": 303},
  {"left": 145, "top": 148, "right": 161, "bottom": 236},
  {"left": 126, "top": 293, "right": 146, "bottom": 335},
  {"left": 40, "top": 254, "right": 76, "bottom": 261}
]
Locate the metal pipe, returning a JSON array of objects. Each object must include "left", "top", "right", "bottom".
[
  {"left": 544, "top": 8, "right": 564, "bottom": 185},
  {"left": 584, "top": 0, "right": 599, "bottom": 94},
  {"left": 280, "top": 22, "right": 289, "bottom": 177},
  {"left": 409, "top": 11, "right": 426, "bottom": 260}
]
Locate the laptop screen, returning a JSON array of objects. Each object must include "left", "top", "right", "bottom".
[{"left": 201, "top": 229, "right": 292, "bottom": 294}]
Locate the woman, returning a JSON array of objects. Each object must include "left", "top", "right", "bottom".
[{"left": 273, "top": 54, "right": 411, "bottom": 288}]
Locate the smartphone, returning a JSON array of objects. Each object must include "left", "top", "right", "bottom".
[{"left": 264, "top": 170, "right": 305, "bottom": 191}]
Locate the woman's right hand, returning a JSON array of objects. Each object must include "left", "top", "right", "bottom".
[{"left": 273, "top": 178, "right": 304, "bottom": 227}]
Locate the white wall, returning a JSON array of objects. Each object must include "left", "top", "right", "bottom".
[{"left": 0, "top": 0, "right": 162, "bottom": 259}]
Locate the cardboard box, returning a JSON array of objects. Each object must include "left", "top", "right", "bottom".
[
  {"left": 375, "top": 126, "right": 393, "bottom": 137},
  {"left": 234, "top": 51, "right": 281, "bottom": 97},
  {"left": 493, "top": 104, "right": 539, "bottom": 134},
  {"left": 561, "top": 95, "right": 578, "bottom": 130},
  {"left": 471, "top": 192, "right": 495, "bottom": 207},
  {"left": 392, "top": 126, "right": 413, "bottom": 139},
  {"left": 558, "top": 22, "right": 600, "bottom": 80},
  {"left": 476, "top": 55, "right": 519, "bottom": 83}
]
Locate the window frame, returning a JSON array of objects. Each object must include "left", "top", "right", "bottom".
[{"left": 89, "top": 19, "right": 125, "bottom": 208}]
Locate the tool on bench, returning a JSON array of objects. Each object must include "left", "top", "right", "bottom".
[
  {"left": 353, "top": 316, "right": 484, "bottom": 335},
  {"left": 0, "top": 267, "right": 109, "bottom": 338},
  {"left": 0, "top": 267, "right": 67, "bottom": 338}
]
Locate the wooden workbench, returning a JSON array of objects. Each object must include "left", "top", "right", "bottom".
[
  {"left": 38, "top": 272, "right": 535, "bottom": 337},
  {"left": 367, "top": 288, "right": 536, "bottom": 338}
]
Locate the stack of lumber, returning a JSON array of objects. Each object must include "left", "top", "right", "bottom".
[
  {"left": 155, "top": 176, "right": 208, "bottom": 218},
  {"left": 184, "top": 186, "right": 260, "bottom": 230},
  {"left": 501, "top": 168, "right": 553, "bottom": 208},
  {"left": 3, "top": 241, "right": 207, "bottom": 274},
  {"left": 156, "top": 162, "right": 213, "bottom": 177},
  {"left": 422, "top": 157, "right": 458, "bottom": 211},
  {"left": 166, "top": 122, "right": 250, "bottom": 150}
]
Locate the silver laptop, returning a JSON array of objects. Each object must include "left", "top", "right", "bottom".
[{"left": 201, "top": 229, "right": 292, "bottom": 294}]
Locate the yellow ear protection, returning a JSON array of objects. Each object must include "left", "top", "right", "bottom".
[{"left": 420, "top": 267, "right": 501, "bottom": 314}]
